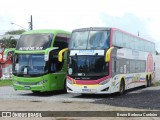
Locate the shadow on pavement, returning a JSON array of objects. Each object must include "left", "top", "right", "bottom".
[
  {"left": 91, "top": 87, "right": 160, "bottom": 110},
  {"left": 19, "top": 90, "right": 68, "bottom": 97}
]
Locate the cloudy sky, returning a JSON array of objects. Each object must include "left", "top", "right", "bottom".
[{"left": 0, "top": 0, "right": 160, "bottom": 51}]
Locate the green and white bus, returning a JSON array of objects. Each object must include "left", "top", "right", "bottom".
[
  {"left": 67, "top": 27, "right": 155, "bottom": 94},
  {"left": 12, "top": 30, "right": 70, "bottom": 93}
]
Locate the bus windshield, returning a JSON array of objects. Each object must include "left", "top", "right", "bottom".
[
  {"left": 68, "top": 56, "right": 109, "bottom": 76},
  {"left": 16, "top": 34, "right": 52, "bottom": 50},
  {"left": 69, "top": 30, "right": 110, "bottom": 49},
  {"left": 13, "top": 54, "right": 48, "bottom": 76}
]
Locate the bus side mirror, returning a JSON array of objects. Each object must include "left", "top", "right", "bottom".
[
  {"left": 58, "top": 48, "right": 68, "bottom": 62},
  {"left": 105, "top": 47, "right": 114, "bottom": 62}
]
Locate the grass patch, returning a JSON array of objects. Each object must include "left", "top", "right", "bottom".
[{"left": 0, "top": 79, "right": 13, "bottom": 87}]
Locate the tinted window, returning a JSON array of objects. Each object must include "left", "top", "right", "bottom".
[
  {"left": 113, "top": 30, "right": 155, "bottom": 53},
  {"left": 13, "top": 54, "right": 48, "bottom": 76},
  {"left": 54, "top": 34, "right": 68, "bottom": 50},
  {"left": 49, "top": 50, "right": 64, "bottom": 73},
  {"left": 68, "top": 56, "right": 109, "bottom": 76},
  {"left": 69, "top": 31, "right": 89, "bottom": 49},
  {"left": 16, "top": 34, "right": 52, "bottom": 50},
  {"left": 69, "top": 30, "right": 110, "bottom": 49}
]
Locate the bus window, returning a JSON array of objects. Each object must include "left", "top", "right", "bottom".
[
  {"left": 16, "top": 34, "right": 52, "bottom": 50},
  {"left": 54, "top": 34, "right": 68, "bottom": 50},
  {"left": 69, "top": 31, "right": 89, "bottom": 49},
  {"left": 49, "top": 50, "right": 63, "bottom": 73},
  {"left": 88, "top": 31, "right": 110, "bottom": 49}
]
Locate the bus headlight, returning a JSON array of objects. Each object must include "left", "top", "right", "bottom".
[
  {"left": 99, "top": 79, "right": 110, "bottom": 85},
  {"left": 67, "top": 79, "right": 74, "bottom": 84},
  {"left": 37, "top": 80, "right": 48, "bottom": 85}
]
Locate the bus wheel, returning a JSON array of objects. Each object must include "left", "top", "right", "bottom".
[
  {"left": 62, "top": 80, "right": 67, "bottom": 93},
  {"left": 145, "top": 76, "right": 148, "bottom": 87},
  {"left": 147, "top": 76, "right": 152, "bottom": 87},
  {"left": 119, "top": 80, "right": 125, "bottom": 95},
  {"left": 146, "top": 76, "right": 151, "bottom": 87}
]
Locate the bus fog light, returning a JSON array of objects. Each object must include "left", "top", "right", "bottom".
[
  {"left": 37, "top": 80, "right": 48, "bottom": 85},
  {"left": 67, "top": 87, "right": 73, "bottom": 91},
  {"left": 101, "top": 87, "right": 109, "bottom": 91},
  {"left": 99, "top": 79, "right": 110, "bottom": 85}
]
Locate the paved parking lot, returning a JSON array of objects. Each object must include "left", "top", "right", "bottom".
[
  {"left": 0, "top": 85, "right": 160, "bottom": 110},
  {"left": 1, "top": 86, "right": 160, "bottom": 120},
  {"left": 0, "top": 86, "right": 95, "bottom": 102},
  {"left": 94, "top": 86, "right": 160, "bottom": 110}
]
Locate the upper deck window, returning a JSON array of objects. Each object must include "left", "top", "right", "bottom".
[
  {"left": 112, "top": 30, "right": 155, "bottom": 53},
  {"left": 69, "top": 30, "right": 110, "bottom": 49},
  {"left": 16, "top": 34, "right": 52, "bottom": 50}
]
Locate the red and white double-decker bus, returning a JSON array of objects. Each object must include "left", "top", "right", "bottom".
[{"left": 67, "top": 27, "right": 155, "bottom": 94}]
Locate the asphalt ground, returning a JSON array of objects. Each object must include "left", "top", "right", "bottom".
[
  {"left": 93, "top": 86, "right": 160, "bottom": 110},
  {"left": 0, "top": 85, "right": 160, "bottom": 110}
]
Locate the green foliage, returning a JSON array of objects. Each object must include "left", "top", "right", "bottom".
[
  {"left": 0, "top": 37, "right": 17, "bottom": 48},
  {"left": 0, "top": 80, "right": 13, "bottom": 87},
  {"left": 5, "top": 29, "right": 25, "bottom": 35},
  {"left": 0, "top": 30, "right": 25, "bottom": 48}
]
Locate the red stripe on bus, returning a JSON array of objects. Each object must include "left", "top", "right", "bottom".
[{"left": 67, "top": 75, "right": 110, "bottom": 85}]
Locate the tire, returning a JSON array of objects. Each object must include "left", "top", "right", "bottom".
[
  {"left": 145, "top": 76, "right": 148, "bottom": 87},
  {"left": 119, "top": 80, "right": 125, "bottom": 95},
  {"left": 146, "top": 75, "right": 152, "bottom": 87},
  {"left": 147, "top": 76, "right": 152, "bottom": 87},
  {"left": 62, "top": 80, "right": 67, "bottom": 93}
]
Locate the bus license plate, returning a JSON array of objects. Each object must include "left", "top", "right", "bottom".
[
  {"left": 24, "top": 86, "right": 30, "bottom": 90},
  {"left": 82, "top": 89, "right": 96, "bottom": 93}
]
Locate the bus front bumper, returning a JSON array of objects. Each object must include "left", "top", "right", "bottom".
[
  {"left": 67, "top": 82, "right": 111, "bottom": 94},
  {"left": 13, "top": 84, "right": 49, "bottom": 92}
]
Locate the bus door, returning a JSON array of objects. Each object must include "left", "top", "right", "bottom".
[{"left": 49, "top": 34, "right": 69, "bottom": 89}]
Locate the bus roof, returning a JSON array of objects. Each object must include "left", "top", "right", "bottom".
[
  {"left": 72, "top": 27, "right": 111, "bottom": 32},
  {"left": 22, "top": 29, "right": 70, "bottom": 35},
  {"left": 71, "top": 27, "right": 154, "bottom": 44}
]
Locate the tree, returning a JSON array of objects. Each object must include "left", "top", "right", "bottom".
[
  {"left": 5, "top": 29, "right": 25, "bottom": 35},
  {"left": 0, "top": 37, "right": 17, "bottom": 48},
  {"left": 0, "top": 29, "right": 25, "bottom": 48}
]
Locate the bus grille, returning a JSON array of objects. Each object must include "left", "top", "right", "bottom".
[{"left": 17, "top": 81, "right": 38, "bottom": 85}]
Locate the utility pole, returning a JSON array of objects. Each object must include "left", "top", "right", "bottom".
[
  {"left": 138, "top": 32, "right": 139, "bottom": 36},
  {"left": 28, "top": 15, "right": 33, "bottom": 30}
]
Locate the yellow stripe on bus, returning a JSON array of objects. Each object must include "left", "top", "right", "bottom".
[{"left": 72, "top": 84, "right": 100, "bottom": 88}]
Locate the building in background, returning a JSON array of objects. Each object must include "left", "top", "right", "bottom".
[
  {"left": 0, "top": 43, "right": 14, "bottom": 79},
  {"left": 0, "top": 33, "right": 20, "bottom": 79}
]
